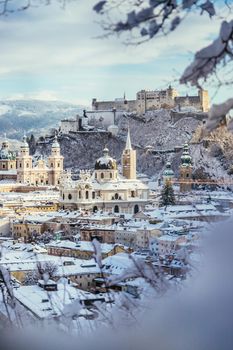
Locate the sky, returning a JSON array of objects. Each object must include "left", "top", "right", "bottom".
[{"left": 0, "top": 0, "right": 231, "bottom": 107}]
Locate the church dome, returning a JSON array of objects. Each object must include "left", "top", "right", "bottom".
[
  {"left": 52, "top": 135, "right": 60, "bottom": 148},
  {"left": 0, "top": 148, "right": 9, "bottom": 160},
  {"left": 163, "top": 162, "right": 174, "bottom": 177},
  {"left": 95, "top": 147, "right": 117, "bottom": 170},
  {"left": 181, "top": 143, "right": 192, "bottom": 166},
  {"left": 21, "top": 134, "right": 29, "bottom": 148}
]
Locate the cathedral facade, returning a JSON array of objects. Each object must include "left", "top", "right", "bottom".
[
  {"left": 59, "top": 130, "right": 149, "bottom": 214},
  {"left": 16, "top": 135, "right": 64, "bottom": 186}
]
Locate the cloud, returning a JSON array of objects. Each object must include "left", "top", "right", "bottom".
[{"left": 0, "top": 1, "right": 228, "bottom": 103}]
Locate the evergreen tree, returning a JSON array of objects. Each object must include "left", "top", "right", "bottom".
[{"left": 159, "top": 179, "right": 176, "bottom": 207}]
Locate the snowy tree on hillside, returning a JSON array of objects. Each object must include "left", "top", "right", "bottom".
[{"left": 159, "top": 179, "right": 176, "bottom": 206}]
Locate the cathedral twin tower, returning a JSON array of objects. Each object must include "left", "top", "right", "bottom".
[{"left": 16, "top": 135, "right": 64, "bottom": 186}]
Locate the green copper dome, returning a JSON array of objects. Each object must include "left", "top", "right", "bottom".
[{"left": 181, "top": 143, "right": 192, "bottom": 166}]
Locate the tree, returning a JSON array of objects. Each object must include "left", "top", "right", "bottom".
[
  {"left": 93, "top": 0, "right": 233, "bottom": 132},
  {"left": 159, "top": 179, "right": 176, "bottom": 206}
]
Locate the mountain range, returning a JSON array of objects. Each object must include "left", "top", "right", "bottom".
[{"left": 0, "top": 99, "right": 85, "bottom": 139}]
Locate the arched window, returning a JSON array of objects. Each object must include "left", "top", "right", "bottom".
[
  {"left": 51, "top": 163, "right": 53, "bottom": 168},
  {"left": 68, "top": 194, "right": 72, "bottom": 200},
  {"left": 86, "top": 191, "right": 89, "bottom": 199},
  {"left": 101, "top": 173, "right": 104, "bottom": 179},
  {"left": 93, "top": 206, "right": 98, "bottom": 213},
  {"left": 114, "top": 205, "right": 119, "bottom": 213},
  {"left": 114, "top": 193, "right": 119, "bottom": 200},
  {"left": 26, "top": 163, "right": 29, "bottom": 168},
  {"left": 134, "top": 204, "right": 139, "bottom": 214}
]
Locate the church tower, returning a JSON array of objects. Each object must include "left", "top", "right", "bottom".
[
  {"left": 122, "top": 128, "right": 136, "bottom": 180},
  {"left": 16, "top": 134, "right": 33, "bottom": 184},
  {"left": 179, "top": 143, "right": 192, "bottom": 192},
  {"left": 48, "top": 135, "right": 64, "bottom": 186}
]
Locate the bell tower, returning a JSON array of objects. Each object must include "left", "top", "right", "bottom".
[
  {"left": 179, "top": 143, "right": 192, "bottom": 192},
  {"left": 122, "top": 128, "right": 136, "bottom": 180},
  {"left": 48, "top": 135, "right": 64, "bottom": 186},
  {"left": 16, "top": 134, "right": 33, "bottom": 184}
]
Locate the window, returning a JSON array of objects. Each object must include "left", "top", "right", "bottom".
[
  {"left": 86, "top": 191, "right": 89, "bottom": 199},
  {"left": 79, "top": 191, "right": 81, "bottom": 199},
  {"left": 51, "top": 163, "right": 53, "bottom": 168},
  {"left": 68, "top": 194, "right": 72, "bottom": 200},
  {"left": 58, "top": 163, "right": 60, "bottom": 167},
  {"left": 110, "top": 173, "right": 112, "bottom": 178},
  {"left": 101, "top": 173, "right": 104, "bottom": 179},
  {"left": 114, "top": 205, "right": 119, "bottom": 213},
  {"left": 2, "top": 164, "right": 5, "bottom": 169},
  {"left": 134, "top": 204, "right": 139, "bottom": 214},
  {"left": 63, "top": 194, "right": 65, "bottom": 200},
  {"left": 27, "top": 163, "right": 29, "bottom": 168},
  {"left": 92, "top": 192, "right": 95, "bottom": 199},
  {"left": 95, "top": 173, "right": 97, "bottom": 179},
  {"left": 114, "top": 193, "right": 119, "bottom": 200}
]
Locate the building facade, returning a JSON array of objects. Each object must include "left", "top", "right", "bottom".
[
  {"left": 16, "top": 135, "right": 64, "bottom": 186},
  {"left": 59, "top": 129, "right": 149, "bottom": 214},
  {"left": 92, "top": 87, "right": 210, "bottom": 115}
]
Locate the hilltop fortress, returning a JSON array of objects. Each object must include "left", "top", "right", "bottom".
[{"left": 92, "top": 86, "right": 209, "bottom": 114}]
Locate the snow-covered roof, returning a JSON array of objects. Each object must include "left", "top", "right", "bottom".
[
  {"left": 46, "top": 240, "right": 119, "bottom": 254},
  {"left": 14, "top": 283, "right": 103, "bottom": 319}
]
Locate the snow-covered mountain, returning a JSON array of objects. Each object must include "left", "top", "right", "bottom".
[
  {"left": 0, "top": 100, "right": 85, "bottom": 139},
  {"left": 35, "top": 110, "right": 233, "bottom": 181}
]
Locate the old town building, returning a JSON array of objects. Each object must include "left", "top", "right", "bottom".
[
  {"left": 16, "top": 135, "right": 64, "bottom": 186},
  {"left": 59, "top": 129, "right": 149, "bottom": 214}
]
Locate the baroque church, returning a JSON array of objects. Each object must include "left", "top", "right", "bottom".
[
  {"left": 16, "top": 135, "right": 64, "bottom": 186},
  {"left": 60, "top": 129, "right": 149, "bottom": 214},
  {"left": 0, "top": 135, "right": 64, "bottom": 186}
]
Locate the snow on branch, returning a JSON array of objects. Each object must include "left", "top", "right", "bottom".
[
  {"left": 180, "top": 20, "right": 233, "bottom": 87},
  {"left": 205, "top": 98, "right": 233, "bottom": 133},
  {"left": 93, "top": 0, "right": 217, "bottom": 43},
  {"left": 0, "top": 0, "right": 71, "bottom": 15}
]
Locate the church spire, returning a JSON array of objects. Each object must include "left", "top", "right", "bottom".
[
  {"left": 122, "top": 127, "right": 136, "bottom": 180},
  {"left": 125, "top": 127, "right": 132, "bottom": 150}
]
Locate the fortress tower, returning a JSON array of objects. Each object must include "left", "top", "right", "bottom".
[
  {"left": 122, "top": 128, "right": 136, "bottom": 180},
  {"left": 199, "top": 89, "right": 210, "bottom": 112}
]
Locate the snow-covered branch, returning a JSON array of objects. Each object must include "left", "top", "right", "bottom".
[{"left": 180, "top": 20, "right": 233, "bottom": 87}]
